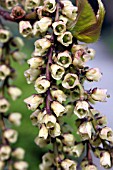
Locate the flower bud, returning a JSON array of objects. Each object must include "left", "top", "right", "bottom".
[
  {"left": 30, "top": 109, "right": 41, "bottom": 126},
  {"left": 24, "top": 94, "right": 44, "bottom": 111},
  {"left": 34, "top": 38, "right": 51, "bottom": 56},
  {"left": 61, "top": 159, "right": 77, "bottom": 170},
  {"left": 43, "top": 114, "right": 56, "bottom": 128},
  {"left": 42, "top": 152, "right": 54, "bottom": 166},
  {"left": 59, "top": 15, "right": 68, "bottom": 24},
  {"left": 91, "top": 88, "right": 108, "bottom": 102},
  {"left": 8, "top": 86, "right": 22, "bottom": 100},
  {"left": 62, "top": 73, "right": 79, "bottom": 89},
  {"left": 13, "top": 161, "right": 29, "bottom": 170},
  {"left": 86, "top": 48, "right": 96, "bottom": 60},
  {"left": 34, "top": 76, "right": 50, "bottom": 94},
  {"left": 99, "top": 126, "right": 113, "bottom": 142},
  {"left": 52, "top": 21, "right": 66, "bottom": 35},
  {"left": 62, "top": 134, "right": 75, "bottom": 146},
  {"left": 0, "top": 161, "right": 5, "bottom": 170},
  {"left": 44, "top": 0, "right": 56, "bottom": 13},
  {"left": 100, "top": 151, "right": 111, "bottom": 168},
  {"left": 71, "top": 143, "right": 84, "bottom": 157},
  {"left": 39, "top": 124, "right": 48, "bottom": 140},
  {"left": 0, "top": 65, "right": 10, "bottom": 81},
  {"left": 19, "top": 21, "right": 32, "bottom": 37},
  {"left": 62, "top": 3, "right": 78, "bottom": 21},
  {"left": 86, "top": 68, "right": 102, "bottom": 82},
  {"left": 57, "top": 31, "right": 73, "bottom": 46},
  {"left": 4, "top": 129, "right": 18, "bottom": 143},
  {"left": 34, "top": 136, "right": 49, "bottom": 148},
  {"left": 74, "top": 101, "right": 89, "bottom": 119},
  {"left": 10, "top": 37, "right": 24, "bottom": 49},
  {"left": 33, "top": 17, "right": 52, "bottom": 35},
  {"left": 27, "top": 57, "right": 44, "bottom": 69},
  {"left": 5, "top": 0, "right": 18, "bottom": 9},
  {"left": 97, "top": 116, "right": 107, "bottom": 126},
  {"left": 12, "top": 148, "right": 25, "bottom": 160},
  {"left": 0, "top": 145, "right": 11, "bottom": 161},
  {"left": 0, "top": 98, "right": 10, "bottom": 113},
  {"left": 51, "top": 64, "right": 65, "bottom": 80},
  {"left": 84, "top": 164, "right": 98, "bottom": 170},
  {"left": 24, "top": 68, "right": 40, "bottom": 84},
  {"left": 49, "top": 122, "right": 61, "bottom": 138},
  {"left": 25, "top": 0, "right": 40, "bottom": 10},
  {"left": 9, "top": 112, "right": 22, "bottom": 126},
  {"left": 51, "top": 89, "right": 67, "bottom": 103},
  {"left": 51, "top": 101, "right": 66, "bottom": 117},
  {"left": 56, "top": 51, "right": 72, "bottom": 68},
  {"left": 0, "top": 29, "right": 11, "bottom": 43},
  {"left": 78, "top": 122, "right": 95, "bottom": 140},
  {"left": 12, "top": 51, "right": 26, "bottom": 64}
]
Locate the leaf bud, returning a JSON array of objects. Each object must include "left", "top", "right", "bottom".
[
  {"left": 4, "top": 129, "right": 18, "bottom": 143},
  {"left": 0, "top": 98, "right": 10, "bottom": 113},
  {"left": 57, "top": 31, "right": 73, "bottom": 46},
  {"left": 12, "top": 148, "right": 25, "bottom": 160},
  {"left": 51, "top": 64, "right": 65, "bottom": 80},
  {"left": 24, "top": 94, "right": 44, "bottom": 111},
  {"left": 19, "top": 21, "right": 32, "bottom": 37},
  {"left": 0, "top": 145, "right": 11, "bottom": 161},
  {"left": 51, "top": 101, "right": 66, "bottom": 117},
  {"left": 62, "top": 73, "right": 79, "bottom": 89},
  {"left": 9, "top": 112, "right": 22, "bottom": 126}
]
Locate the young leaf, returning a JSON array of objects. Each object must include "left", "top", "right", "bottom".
[{"left": 68, "top": 0, "right": 105, "bottom": 43}]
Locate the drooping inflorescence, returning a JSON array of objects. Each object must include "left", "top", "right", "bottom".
[
  {"left": 0, "top": 0, "right": 113, "bottom": 169},
  {"left": 0, "top": 25, "right": 28, "bottom": 170}
]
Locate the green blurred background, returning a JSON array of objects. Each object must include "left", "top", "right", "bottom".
[{"left": 1, "top": 0, "right": 113, "bottom": 169}]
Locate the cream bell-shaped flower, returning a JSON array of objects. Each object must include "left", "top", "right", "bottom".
[
  {"left": 34, "top": 38, "right": 51, "bottom": 56},
  {"left": 51, "top": 89, "right": 67, "bottom": 103},
  {"left": 62, "top": 3, "right": 78, "bottom": 21},
  {"left": 30, "top": 109, "right": 41, "bottom": 126},
  {"left": 0, "top": 98, "right": 10, "bottom": 113},
  {"left": 12, "top": 51, "right": 26, "bottom": 64},
  {"left": 59, "top": 15, "right": 68, "bottom": 25},
  {"left": 34, "top": 76, "right": 50, "bottom": 94},
  {"left": 12, "top": 148, "right": 25, "bottom": 160},
  {"left": 91, "top": 88, "right": 108, "bottom": 102},
  {"left": 0, "top": 161, "right": 5, "bottom": 170},
  {"left": 39, "top": 163, "right": 51, "bottom": 170},
  {"left": 25, "top": 0, "right": 40, "bottom": 10},
  {"left": 62, "top": 134, "right": 75, "bottom": 146},
  {"left": 86, "top": 48, "right": 96, "bottom": 60},
  {"left": 51, "top": 64, "right": 65, "bottom": 80},
  {"left": 52, "top": 21, "right": 66, "bottom": 35},
  {"left": 86, "top": 68, "right": 102, "bottom": 82},
  {"left": 49, "top": 122, "right": 61, "bottom": 138},
  {"left": 39, "top": 124, "right": 48, "bottom": 140},
  {"left": 24, "top": 68, "right": 40, "bottom": 84},
  {"left": 24, "top": 94, "right": 44, "bottom": 111},
  {"left": 61, "top": 159, "right": 77, "bottom": 170},
  {"left": 4, "top": 129, "right": 18, "bottom": 143},
  {"left": 0, "top": 65, "right": 10, "bottom": 81},
  {"left": 11, "top": 37, "right": 24, "bottom": 49},
  {"left": 5, "top": 0, "right": 18, "bottom": 9},
  {"left": 56, "top": 51, "right": 72, "bottom": 68},
  {"left": 0, "top": 145, "right": 11, "bottom": 161},
  {"left": 74, "top": 101, "right": 89, "bottom": 119},
  {"left": 51, "top": 101, "right": 66, "bottom": 117},
  {"left": 33, "top": 17, "right": 52, "bottom": 34},
  {"left": 43, "top": 114, "right": 56, "bottom": 129},
  {"left": 78, "top": 122, "right": 95, "bottom": 140},
  {"left": 19, "top": 21, "right": 32, "bottom": 37},
  {"left": 100, "top": 151, "right": 111, "bottom": 169},
  {"left": 13, "top": 161, "right": 29, "bottom": 170},
  {"left": 0, "top": 29, "right": 11, "bottom": 43},
  {"left": 42, "top": 152, "right": 54, "bottom": 167},
  {"left": 84, "top": 164, "right": 98, "bottom": 170},
  {"left": 57, "top": 31, "right": 73, "bottom": 47},
  {"left": 70, "top": 143, "right": 84, "bottom": 157},
  {"left": 34, "top": 136, "right": 49, "bottom": 148},
  {"left": 8, "top": 86, "right": 22, "bottom": 100},
  {"left": 44, "top": 0, "right": 56, "bottom": 13},
  {"left": 62, "top": 73, "right": 79, "bottom": 89},
  {"left": 99, "top": 126, "right": 113, "bottom": 142},
  {"left": 27, "top": 57, "right": 44, "bottom": 69},
  {"left": 9, "top": 112, "right": 22, "bottom": 126}
]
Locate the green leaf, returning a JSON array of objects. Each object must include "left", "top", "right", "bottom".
[{"left": 69, "top": 0, "right": 105, "bottom": 43}]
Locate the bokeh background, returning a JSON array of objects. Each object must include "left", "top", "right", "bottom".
[{"left": 0, "top": 0, "right": 113, "bottom": 169}]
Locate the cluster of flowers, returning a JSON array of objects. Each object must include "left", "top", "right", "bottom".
[
  {"left": 7, "top": 0, "right": 112, "bottom": 169},
  {"left": 0, "top": 28, "right": 28, "bottom": 170}
]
